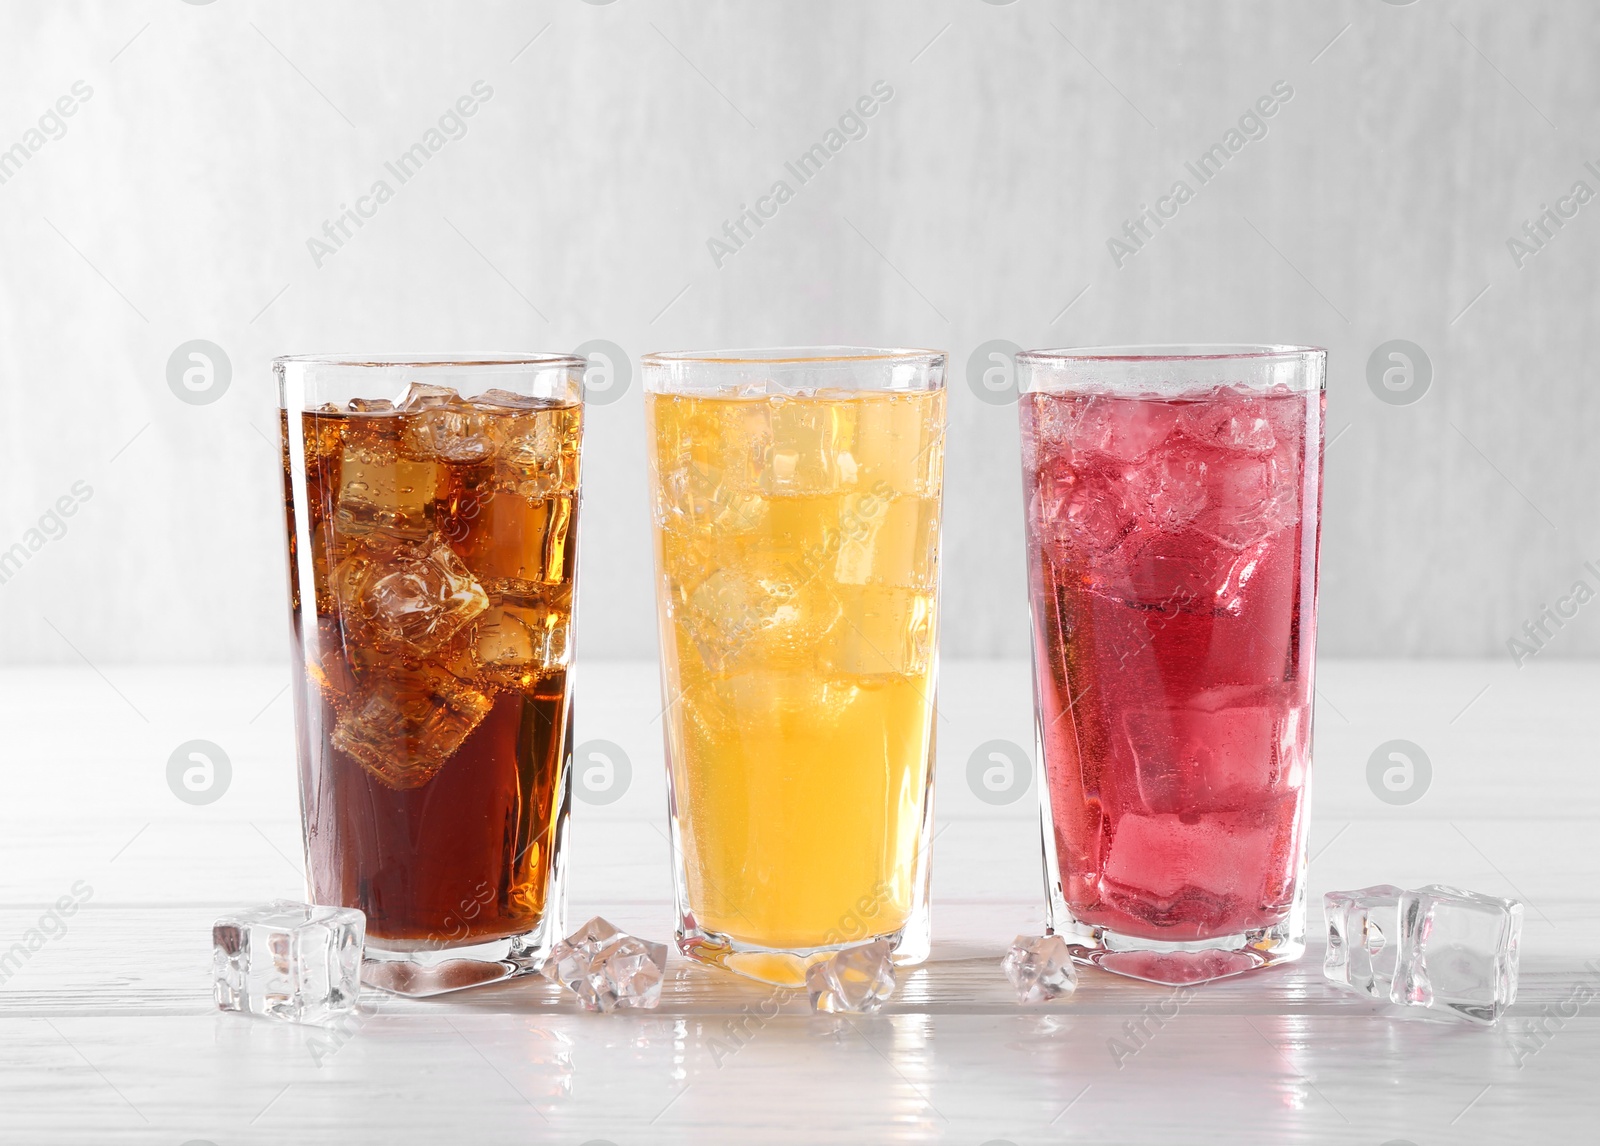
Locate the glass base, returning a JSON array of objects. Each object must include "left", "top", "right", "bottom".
[
  {"left": 677, "top": 909, "right": 929, "bottom": 988},
  {"left": 1051, "top": 887, "right": 1306, "bottom": 985},
  {"left": 360, "top": 924, "right": 557, "bottom": 998}
]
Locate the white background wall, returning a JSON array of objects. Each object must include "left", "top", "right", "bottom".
[{"left": 0, "top": 0, "right": 1596, "bottom": 665}]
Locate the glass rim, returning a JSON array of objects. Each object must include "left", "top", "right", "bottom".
[
  {"left": 1016, "top": 343, "right": 1325, "bottom": 365},
  {"left": 641, "top": 346, "right": 945, "bottom": 367},
  {"left": 273, "top": 352, "right": 586, "bottom": 369}
]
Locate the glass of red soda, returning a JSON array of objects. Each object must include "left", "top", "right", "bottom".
[{"left": 1017, "top": 345, "right": 1325, "bottom": 985}]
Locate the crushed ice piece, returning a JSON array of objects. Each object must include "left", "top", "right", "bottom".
[
  {"left": 1002, "top": 934, "right": 1079, "bottom": 1003},
  {"left": 805, "top": 940, "right": 896, "bottom": 1014},
  {"left": 542, "top": 917, "right": 668, "bottom": 1012},
  {"left": 1325, "top": 883, "right": 1523, "bottom": 1024},
  {"left": 213, "top": 901, "right": 364, "bottom": 1025}
]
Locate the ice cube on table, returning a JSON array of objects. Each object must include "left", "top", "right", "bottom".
[
  {"left": 213, "top": 901, "right": 364, "bottom": 1025},
  {"left": 1323, "top": 884, "right": 1522, "bottom": 1024},
  {"left": 1398, "top": 884, "right": 1523, "bottom": 1024},
  {"left": 1324, "top": 884, "right": 1405, "bottom": 1000},
  {"left": 1002, "top": 934, "right": 1078, "bottom": 1003},
  {"left": 806, "top": 940, "right": 896, "bottom": 1014},
  {"left": 542, "top": 917, "right": 668, "bottom": 1012}
]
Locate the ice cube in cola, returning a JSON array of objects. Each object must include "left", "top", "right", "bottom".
[{"left": 280, "top": 382, "right": 581, "bottom": 948}]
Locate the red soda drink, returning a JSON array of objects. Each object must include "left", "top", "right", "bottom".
[{"left": 1018, "top": 347, "right": 1324, "bottom": 984}]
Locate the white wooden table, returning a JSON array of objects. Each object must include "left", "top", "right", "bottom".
[{"left": 1, "top": 659, "right": 1594, "bottom": 1143}]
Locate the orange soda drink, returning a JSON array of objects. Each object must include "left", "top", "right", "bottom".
[{"left": 644, "top": 349, "right": 946, "bottom": 985}]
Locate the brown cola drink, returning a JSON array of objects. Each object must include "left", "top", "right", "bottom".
[{"left": 275, "top": 355, "right": 583, "bottom": 991}]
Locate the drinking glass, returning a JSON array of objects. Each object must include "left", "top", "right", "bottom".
[
  {"left": 275, "top": 354, "right": 584, "bottom": 995},
  {"left": 1017, "top": 345, "right": 1325, "bottom": 984},
  {"left": 644, "top": 347, "right": 946, "bottom": 985}
]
